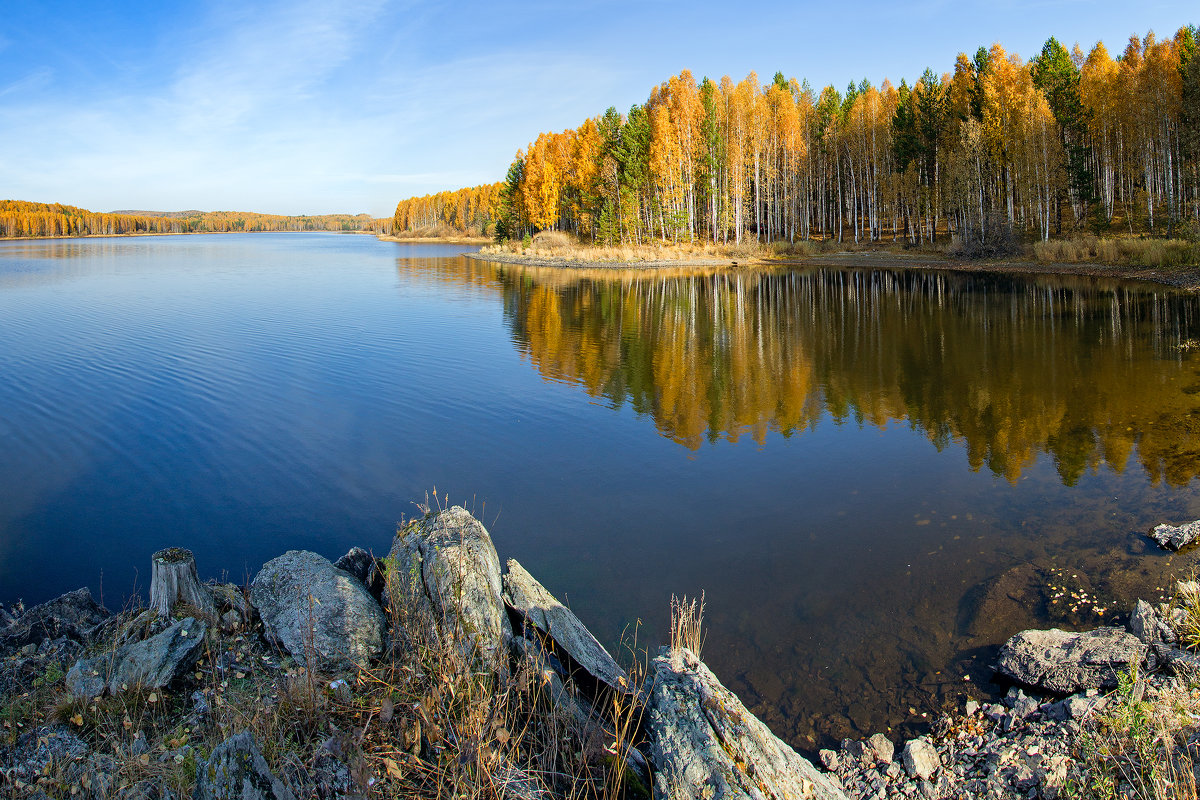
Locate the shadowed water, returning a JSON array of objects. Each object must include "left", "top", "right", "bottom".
[{"left": 1, "top": 234, "right": 1198, "bottom": 750}]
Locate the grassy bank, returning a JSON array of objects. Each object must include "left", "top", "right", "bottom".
[
  {"left": 480, "top": 229, "right": 1200, "bottom": 269},
  {"left": 478, "top": 230, "right": 922, "bottom": 266},
  {"left": 1033, "top": 234, "right": 1200, "bottom": 269}
]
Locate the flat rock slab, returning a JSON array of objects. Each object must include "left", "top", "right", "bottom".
[
  {"left": 66, "top": 618, "right": 207, "bottom": 698},
  {"left": 996, "top": 627, "right": 1147, "bottom": 693},
  {"left": 387, "top": 507, "right": 510, "bottom": 670},
  {"left": 503, "top": 559, "right": 627, "bottom": 692},
  {"left": 649, "top": 647, "right": 848, "bottom": 800},
  {"left": 195, "top": 731, "right": 295, "bottom": 800},
  {"left": 1149, "top": 520, "right": 1200, "bottom": 550},
  {"left": 251, "top": 550, "right": 385, "bottom": 672}
]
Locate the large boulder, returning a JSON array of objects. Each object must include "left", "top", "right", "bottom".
[
  {"left": 194, "top": 731, "right": 295, "bottom": 800},
  {"left": 0, "top": 588, "right": 109, "bottom": 655},
  {"left": 1149, "top": 519, "right": 1200, "bottom": 550},
  {"left": 250, "top": 551, "right": 385, "bottom": 671},
  {"left": 387, "top": 507, "right": 510, "bottom": 670},
  {"left": 65, "top": 618, "right": 207, "bottom": 698},
  {"left": 503, "top": 559, "right": 628, "bottom": 693},
  {"left": 649, "top": 647, "right": 848, "bottom": 800},
  {"left": 996, "top": 627, "right": 1147, "bottom": 693}
]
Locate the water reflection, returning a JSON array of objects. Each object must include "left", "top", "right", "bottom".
[{"left": 486, "top": 264, "right": 1200, "bottom": 486}]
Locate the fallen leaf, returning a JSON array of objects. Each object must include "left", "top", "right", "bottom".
[
  {"left": 147, "top": 692, "right": 158, "bottom": 704},
  {"left": 380, "top": 697, "right": 394, "bottom": 723},
  {"left": 70, "top": 713, "right": 83, "bottom": 726},
  {"left": 384, "top": 757, "right": 403, "bottom": 779}
]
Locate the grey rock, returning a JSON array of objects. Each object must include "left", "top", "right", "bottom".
[
  {"left": 109, "top": 617, "right": 206, "bottom": 692},
  {"left": 503, "top": 558, "right": 628, "bottom": 693},
  {"left": 386, "top": 507, "right": 510, "bottom": 671},
  {"left": 210, "top": 583, "right": 252, "bottom": 619},
  {"left": 65, "top": 658, "right": 107, "bottom": 699},
  {"left": 996, "top": 627, "right": 1147, "bottom": 692},
  {"left": 867, "top": 732, "right": 894, "bottom": 765},
  {"left": 194, "top": 731, "right": 295, "bottom": 800},
  {"left": 820, "top": 748, "right": 840, "bottom": 770},
  {"left": 66, "top": 618, "right": 206, "bottom": 698},
  {"left": 0, "top": 588, "right": 109, "bottom": 654},
  {"left": 901, "top": 739, "right": 940, "bottom": 781},
  {"left": 0, "top": 725, "right": 89, "bottom": 780},
  {"left": 118, "top": 782, "right": 175, "bottom": 800},
  {"left": 965, "top": 699, "right": 980, "bottom": 716},
  {"left": 648, "top": 647, "right": 848, "bottom": 800},
  {"left": 250, "top": 550, "right": 384, "bottom": 671},
  {"left": 1150, "top": 520, "right": 1200, "bottom": 550},
  {"left": 1129, "top": 599, "right": 1160, "bottom": 644},
  {"left": 1155, "top": 644, "right": 1200, "bottom": 677},
  {"left": 334, "top": 547, "right": 385, "bottom": 599}
]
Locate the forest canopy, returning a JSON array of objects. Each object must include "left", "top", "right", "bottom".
[{"left": 395, "top": 27, "right": 1200, "bottom": 249}]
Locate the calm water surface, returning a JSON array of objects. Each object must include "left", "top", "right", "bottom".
[{"left": 2, "top": 233, "right": 1199, "bottom": 749}]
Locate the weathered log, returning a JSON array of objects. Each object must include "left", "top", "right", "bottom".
[{"left": 149, "top": 548, "right": 214, "bottom": 618}]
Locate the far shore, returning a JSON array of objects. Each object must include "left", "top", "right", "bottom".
[
  {"left": 1, "top": 229, "right": 381, "bottom": 242},
  {"left": 468, "top": 249, "right": 1200, "bottom": 291}
]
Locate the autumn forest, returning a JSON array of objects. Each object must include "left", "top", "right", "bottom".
[
  {"left": 0, "top": 201, "right": 389, "bottom": 239},
  {"left": 393, "top": 28, "right": 1200, "bottom": 250}
]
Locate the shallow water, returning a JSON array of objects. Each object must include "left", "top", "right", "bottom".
[{"left": 1, "top": 234, "right": 1198, "bottom": 749}]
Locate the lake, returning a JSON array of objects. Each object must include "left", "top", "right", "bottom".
[{"left": 1, "top": 233, "right": 1198, "bottom": 750}]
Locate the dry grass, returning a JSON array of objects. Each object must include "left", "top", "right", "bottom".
[
  {"left": 668, "top": 592, "right": 705, "bottom": 660},
  {"left": 1066, "top": 580, "right": 1200, "bottom": 800},
  {"left": 1068, "top": 666, "right": 1200, "bottom": 800},
  {"left": 480, "top": 234, "right": 873, "bottom": 264},
  {"left": 1034, "top": 235, "right": 1200, "bottom": 268}
]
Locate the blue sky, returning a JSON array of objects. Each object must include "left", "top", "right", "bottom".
[{"left": 1, "top": 0, "right": 1194, "bottom": 217}]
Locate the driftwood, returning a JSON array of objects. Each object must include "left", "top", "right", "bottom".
[{"left": 149, "top": 548, "right": 214, "bottom": 618}]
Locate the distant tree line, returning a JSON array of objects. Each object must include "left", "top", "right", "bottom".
[
  {"left": 396, "top": 27, "right": 1200, "bottom": 247},
  {"left": 0, "top": 200, "right": 388, "bottom": 239},
  {"left": 391, "top": 185, "right": 503, "bottom": 238}
]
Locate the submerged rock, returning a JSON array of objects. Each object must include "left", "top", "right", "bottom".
[
  {"left": 386, "top": 507, "right": 510, "bottom": 670},
  {"left": 1149, "top": 519, "right": 1200, "bottom": 550},
  {"left": 996, "top": 627, "right": 1146, "bottom": 693},
  {"left": 194, "top": 731, "right": 295, "bottom": 800},
  {"left": 503, "top": 558, "right": 628, "bottom": 693},
  {"left": 649, "top": 646, "right": 848, "bottom": 800},
  {"left": 250, "top": 550, "right": 385, "bottom": 671}
]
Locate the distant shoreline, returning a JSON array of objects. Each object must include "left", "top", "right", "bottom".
[
  {"left": 0, "top": 230, "right": 379, "bottom": 242},
  {"left": 468, "top": 250, "right": 1200, "bottom": 291}
]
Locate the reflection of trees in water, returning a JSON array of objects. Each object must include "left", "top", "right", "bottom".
[{"left": 489, "top": 263, "right": 1200, "bottom": 486}]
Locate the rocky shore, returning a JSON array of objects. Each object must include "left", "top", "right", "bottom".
[{"left": 1, "top": 507, "right": 1198, "bottom": 799}]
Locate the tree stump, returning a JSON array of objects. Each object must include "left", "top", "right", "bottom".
[{"left": 150, "top": 548, "right": 214, "bottom": 618}]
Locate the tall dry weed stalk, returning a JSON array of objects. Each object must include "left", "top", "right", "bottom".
[{"left": 669, "top": 592, "right": 705, "bottom": 659}]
